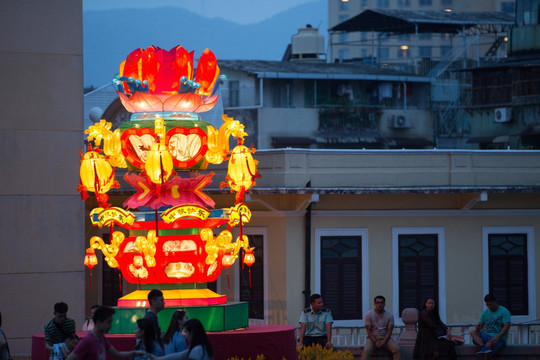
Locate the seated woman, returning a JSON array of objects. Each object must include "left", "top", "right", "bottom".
[
  {"left": 149, "top": 319, "right": 213, "bottom": 360},
  {"left": 163, "top": 310, "right": 189, "bottom": 355},
  {"left": 133, "top": 318, "right": 164, "bottom": 360},
  {"left": 413, "top": 297, "right": 457, "bottom": 360}
]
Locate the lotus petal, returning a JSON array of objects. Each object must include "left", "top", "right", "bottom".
[
  {"left": 163, "top": 93, "right": 202, "bottom": 112},
  {"left": 141, "top": 46, "right": 158, "bottom": 92},
  {"left": 195, "top": 49, "right": 219, "bottom": 95}
]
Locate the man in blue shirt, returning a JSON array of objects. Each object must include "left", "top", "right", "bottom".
[
  {"left": 470, "top": 294, "right": 511, "bottom": 356},
  {"left": 298, "top": 293, "right": 333, "bottom": 349}
]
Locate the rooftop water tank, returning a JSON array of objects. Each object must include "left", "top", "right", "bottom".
[{"left": 291, "top": 25, "right": 325, "bottom": 61}]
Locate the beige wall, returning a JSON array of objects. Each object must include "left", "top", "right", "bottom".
[
  {"left": 0, "top": 1, "right": 84, "bottom": 355},
  {"left": 308, "top": 211, "right": 539, "bottom": 325}
]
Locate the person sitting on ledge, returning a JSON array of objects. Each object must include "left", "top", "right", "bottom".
[
  {"left": 362, "top": 295, "right": 400, "bottom": 360},
  {"left": 297, "top": 293, "right": 334, "bottom": 349},
  {"left": 470, "top": 293, "right": 511, "bottom": 358},
  {"left": 413, "top": 297, "right": 456, "bottom": 360}
]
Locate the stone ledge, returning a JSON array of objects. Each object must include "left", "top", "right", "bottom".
[{"left": 337, "top": 345, "right": 540, "bottom": 360}]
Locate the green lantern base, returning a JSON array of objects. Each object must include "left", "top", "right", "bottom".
[{"left": 110, "top": 301, "right": 249, "bottom": 334}]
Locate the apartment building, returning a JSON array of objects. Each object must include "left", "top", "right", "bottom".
[{"left": 329, "top": 0, "right": 515, "bottom": 70}]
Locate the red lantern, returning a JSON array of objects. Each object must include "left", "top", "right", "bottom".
[
  {"left": 84, "top": 248, "right": 98, "bottom": 270},
  {"left": 133, "top": 254, "right": 144, "bottom": 268},
  {"left": 222, "top": 254, "right": 234, "bottom": 268},
  {"left": 243, "top": 250, "right": 255, "bottom": 287},
  {"left": 84, "top": 248, "right": 98, "bottom": 290},
  {"left": 243, "top": 251, "right": 255, "bottom": 267}
]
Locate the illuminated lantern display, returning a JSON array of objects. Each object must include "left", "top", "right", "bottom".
[{"left": 79, "top": 45, "right": 258, "bottom": 311}]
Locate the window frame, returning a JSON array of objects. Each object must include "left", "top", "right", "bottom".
[
  {"left": 233, "top": 227, "right": 269, "bottom": 323},
  {"left": 482, "top": 226, "right": 536, "bottom": 323},
  {"left": 392, "top": 227, "right": 446, "bottom": 324},
  {"left": 228, "top": 80, "right": 240, "bottom": 107},
  {"left": 315, "top": 228, "right": 369, "bottom": 326}
]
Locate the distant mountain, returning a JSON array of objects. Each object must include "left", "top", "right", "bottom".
[
  {"left": 83, "top": 0, "right": 317, "bottom": 25},
  {"left": 83, "top": 0, "right": 327, "bottom": 87}
]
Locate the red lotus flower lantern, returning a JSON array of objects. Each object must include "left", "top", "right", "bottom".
[{"left": 113, "top": 46, "right": 220, "bottom": 113}]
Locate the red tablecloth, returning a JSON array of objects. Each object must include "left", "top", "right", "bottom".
[{"left": 32, "top": 325, "right": 298, "bottom": 360}]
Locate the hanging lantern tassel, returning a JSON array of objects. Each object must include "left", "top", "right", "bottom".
[
  {"left": 227, "top": 270, "right": 231, "bottom": 289},
  {"left": 84, "top": 248, "right": 98, "bottom": 291},
  {"left": 118, "top": 269, "right": 122, "bottom": 292},
  {"left": 239, "top": 214, "right": 244, "bottom": 270}
]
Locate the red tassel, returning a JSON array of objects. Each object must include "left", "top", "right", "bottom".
[
  {"left": 227, "top": 271, "right": 230, "bottom": 289},
  {"left": 118, "top": 270, "right": 122, "bottom": 292},
  {"left": 89, "top": 271, "right": 93, "bottom": 291},
  {"left": 239, "top": 217, "right": 244, "bottom": 270},
  {"left": 249, "top": 268, "right": 252, "bottom": 288}
]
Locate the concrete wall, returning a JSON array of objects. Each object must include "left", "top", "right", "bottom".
[
  {"left": 244, "top": 149, "right": 540, "bottom": 188},
  {"left": 0, "top": 1, "right": 84, "bottom": 355},
  {"left": 257, "top": 107, "right": 319, "bottom": 149}
]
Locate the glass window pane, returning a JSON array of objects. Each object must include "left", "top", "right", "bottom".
[
  {"left": 399, "top": 234, "right": 438, "bottom": 314},
  {"left": 488, "top": 233, "right": 528, "bottom": 315}
]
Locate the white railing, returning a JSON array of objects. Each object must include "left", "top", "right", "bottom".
[{"left": 330, "top": 323, "right": 540, "bottom": 347}]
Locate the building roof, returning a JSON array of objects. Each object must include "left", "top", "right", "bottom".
[
  {"left": 219, "top": 59, "right": 430, "bottom": 82},
  {"left": 330, "top": 9, "right": 514, "bottom": 34}
]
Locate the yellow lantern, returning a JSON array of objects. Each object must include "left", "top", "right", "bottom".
[
  {"left": 79, "top": 150, "right": 116, "bottom": 193},
  {"left": 226, "top": 143, "right": 259, "bottom": 193},
  {"left": 145, "top": 142, "right": 173, "bottom": 184}
]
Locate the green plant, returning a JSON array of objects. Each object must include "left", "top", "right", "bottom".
[{"left": 298, "top": 345, "right": 354, "bottom": 360}]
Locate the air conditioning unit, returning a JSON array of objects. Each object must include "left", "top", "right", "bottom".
[
  {"left": 494, "top": 107, "right": 511, "bottom": 123},
  {"left": 389, "top": 115, "right": 411, "bottom": 128}
]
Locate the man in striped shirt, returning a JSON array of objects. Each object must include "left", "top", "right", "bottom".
[{"left": 44, "top": 302, "right": 76, "bottom": 357}]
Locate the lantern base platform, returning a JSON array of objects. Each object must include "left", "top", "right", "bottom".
[
  {"left": 117, "top": 289, "right": 227, "bottom": 307},
  {"left": 110, "top": 301, "right": 249, "bottom": 333}
]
